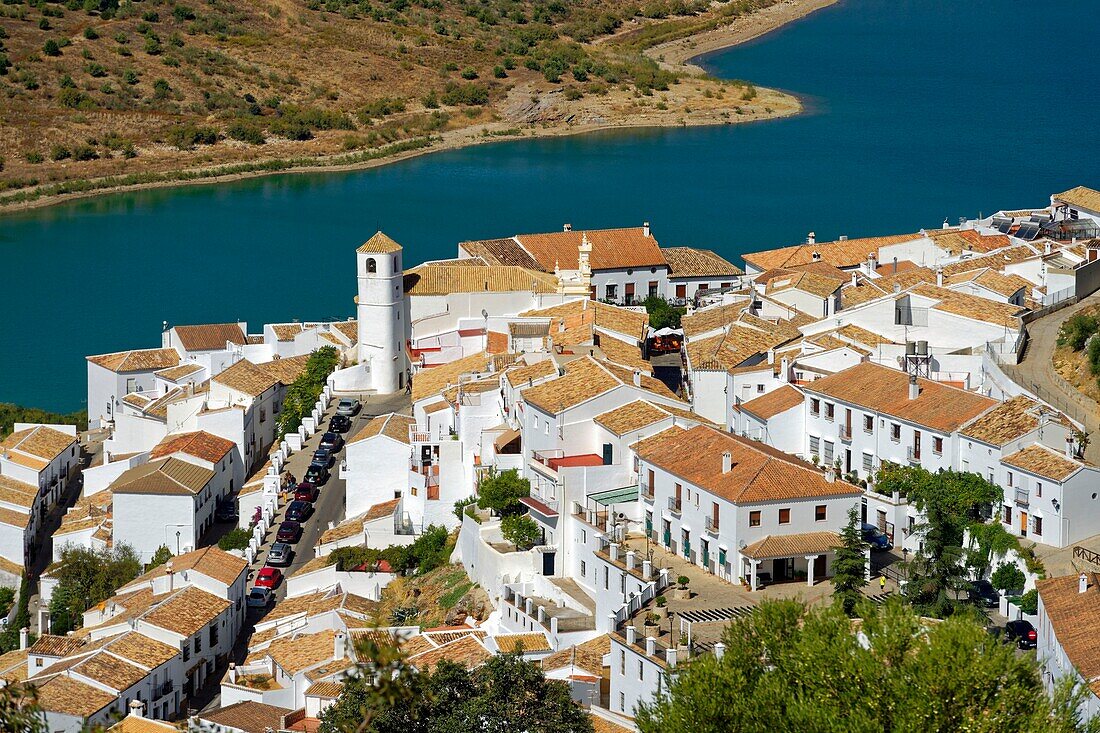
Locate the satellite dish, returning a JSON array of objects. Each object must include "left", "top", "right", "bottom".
[
  {"left": 617, "top": 512, "right": 626, "bottom": 520},
  {"left": 738, "top": 539, "right": 747, "bottom": 549}
]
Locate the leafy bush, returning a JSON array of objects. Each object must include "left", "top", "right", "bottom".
[
  {"left": 218, "top": 528, "right": 251, "bottom": 551},
  {"left": 50, "top": 144, "right": 72, "bottom": 161},
  {"left": 275, "top": 346, "right": 339, "bottom": 438},
  {"left": 227, "top": 120, "right": 265, "bottom": 144},
  {"left": 501, "top": 514, "right": 541, "bottom": 550},
  {"left": 83, "top": 26, "right": 99, "bottom": 39},
  {"left": 43, "top": 39, "right": 61, "bottom": 56},
  {"left": 476, "top": 469, "right": 529, "bottom": 516},
  {"left": 47, "top": 546, "right": 141, "bottom": 635},
  {"left": 1016, "top": 588, "right": 1038, "bottom": 615},
  {"left": 441, "top": 81, "right": 489, "bottom": 106},
  {"left": 990, "top": 563, "right": 1024, "bottom": 592},
  {"left": 166, "top": 123, "right": 218, "bottom": 150},
  {"left": 1058, "top": 312, "right": 1099, "bottom": 351},
  {"left": 356, "top": 97, "right": 406, "bottom": 123}
]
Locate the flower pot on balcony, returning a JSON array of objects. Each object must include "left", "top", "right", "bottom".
[{"left": 643, "top": 623, "right": 660, "bottom": 638}]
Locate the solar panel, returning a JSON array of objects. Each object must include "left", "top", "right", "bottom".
[
  {"left": 1029, "top": 214, "right": 1051, "bottom": 224},
  {"left": 993, "top": 219, "right": 1012, "bottom": 234},
  {"left": 1015, "top": 223, "right": 1040, "bottom": 240}
]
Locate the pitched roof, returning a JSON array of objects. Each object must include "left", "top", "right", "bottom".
[
  {"left": 466, "top": 227, "right": 666, "bottom": 272},
  {"left": 28, "top": 634, "right": 85, "bottom": 658},
  {"left": 349, "top": 413, "right": 415, "bottom": 446},
  {"left": 458, "top": 237, "right": 543, "bottom": 269},
  {"left": 199, "top": 701, "right": 294, "bottom": 733},
  {"left": 662, "top": 247, "right": 743, "bottom": 278},
  {"left": 909, "top": 283, "right": 1025, "bottom": 328},
  {"left": 1053, "top": 186, "right": 1100, "bottom": 213},
  {"left": 684, "top": 325, "right": 792, "bottom": 374},
  {"left": 970, "top": 269, "right": 1032, "bottom": 297},
  {"left": 306, "top": 680, "right": 344, "bottom": 698},
  {"left": 940, "top": 244, "right": 1040, "bottom": 277},
  {"left": 100, "top": 631, "right": 179, "bottom": 669},
  {"left": 504, "top": 358, "right": 559, "bottom": 388},
  {"left": 28, "top": 673, "right": 117, "bottom": 718},
  {"left": 682, "top": 303, "right": 745, "bottom": 338},
  {"left": 358, "top": 231, "right": 403, "bottom": 254},
  {"left": 212, "top": 359, "right": 280, "bottom": 398},
  {"left": 541, "top": 633, "right": 609, "bottom": 675},
  {"left": 87, "top": 348, "right": 180, "bottom": 373},
  {"left": 765, "top": 270, "right": 844, "bottom": 299},
  {"left": 110, "top": 456, "right": 214, "bottom": 496},
  {"left": 803, "top": 362, "right": 996, "bottom": 433},
  {"left": 521, "top": 299, "right": 649, "bottom": 342},
  {"left": 594, "top": 400, "right": 712, "bottom": 436},
  {"left": 107, "top": 716, "right": 178, "bottom": 733},
  {"left": 493, "top": 632, "right": 551, "bottom": 653},
  {"left": 262, "top": 629, "right": 348, "bottom": 675},
  {"left": 0, "top": 425, "right": 76, "bottom": 462},
  {"left": 404, "top": 264, "right": 559, "bottom": 295},
  {"left": 121, "top": 546, "right": 248, "bottom": 588},
  {"left": 0, "top": 474, "right": 38, "bottom": 509},
  {"left": 1036, "top": 573, "right": 1100, "bottom": 683},
  {"left": 739, "top": 385, "right": 805, "bottom": 420},
  {"left": 741, "top": 531, "right": 842, "bottom": 560},
  {"left": 928, "top": 229, "right": 1011, "bottom": 256},
  {"left": 1002, "top": 444, "right": 1085, "bottom": 482},
  {"left": 634, "top": 425, "right": 861, "bottom": 504},
  {"left": 150, "top": 431, "right": 234, "bottom": 464},
  {"left": 959, "top": 396, "right": 1068, "bottom": 446},
  {"left": 412, "top": 351, "right": 496, "bottom": 402},
  {"left": 743, "top": 233, "right": 921, "bottom": 271},
  {"left": 259, "top": 354, "right": 311, "bottom": 386},
  {"left": 407, "top": 634, "right": 492, "bottom": 671},
  {"left": 71, "top": 651, "right": 148, "bottom": 691},
  {"left": 522, "top": 357, "right": 676, "bottom": 414},
  {"left": 318, "top": 499, "right": 402, "bottom": 544},
  {"left": 154, "top": 363, "right": 205, "bottom": 382},
  {"left": 172, "top": 323, "right": 247, "bottom": 351},
  {"left": 143, "top": 586, "right": 230, "bottom": 636}
]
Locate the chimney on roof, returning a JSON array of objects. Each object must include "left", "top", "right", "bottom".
[
  {"left": 943, "top": 218, "right": 950, "bottom": 229},
  {"left": 335, "top": 629, "right": 347, "bottom": 660},
  {"left": 1080, "top": 572, "right": 1089, "bottom": 594},
  {"left": 767, "top": 349, "right": 775, "bottom": 365},
  {"left": 1067, "top": 435, "right": 1075, "bottom": 459},
  {"left": 1045, "top": 240, "right": 1052, "bottom": 255},
  {"left": 936, "top": 266, "right": 943, "bottom": 287},
  {"left": 850, "top": 272, "right": 858, "bottom": 288},
  {"left": 893, "top": 283, "right": 902, "bottom": 294},
  {"left": 19, "top": 627, "right": 28, "bottom": 650},
  {"left": 632, "top": 370, "right": 642, "bottom": 387},
  {"left": 564, "top": 223, "right": 572, "bottom": 232},
  {"left": 908, "top": 374, "right": 919, "bottom": 401},
  {"left": 892, "top": 257, "right": 898, "bottom": 274},
  {"left": 229, "top": 662, "right": 238, "bottom": 683},
  {"left": 780, "top": 357, "right": 790, "bottom": 384},
  {"left": 807, "top": 232, "right": 816, "bottom": 245},
  {"left": 722, "top": 451, "right": 733, "bottom": 474},
  {"left": 868, "top": 251, "right": 878, "bottom": 274},
  {"left": 825, "top": 467, "right": 835, "bottom": 483},
  {"left": 839, "top": 235, "right": 848, "bottom": 241},
  {"left": 643, "top": 222, "right": 651, "bottom": 238},
  {"left": 166, "top": 561, "right": 174, "bottom": 592},
  {"left": 128, "top": 699, "right": 145, "bottom": 719}
]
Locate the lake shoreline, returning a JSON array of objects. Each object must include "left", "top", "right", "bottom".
[{"left": 0, "top": 0, "right": 836, "bottom": 216}]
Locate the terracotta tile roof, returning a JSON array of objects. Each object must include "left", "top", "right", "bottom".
[
  {"left": 320, "top": 499, "right": 401, "bottom": 545},
  {"left": 458, "top": 238, "right": 543, "bottom": 269},
  {"left": 521, "top": 357, "right": 661, "bottom": 414},
  {"left": 199, "top": 701, "right": 294, "bottom": 733},
  {"left": 803, "top": 362, "right": 996, "bottom": 433},
  {"left": 835, "top": 324, "right": 896, "bottom": 347},
  {"left": 1053, "top": 186, "right": 1100, "bottom": 213},
  {"left": 0, "top": 506, "right": 31, "bottom": 530},
  {"left": 29, "top": 673, "right": 117, "bottom": 718},
  {"left": 940, "top": 245, "right": 1039, "bottom": 277},
  {"left": 0, "top": 425, "right": 76, "bottom": 462},
  {"left": 685, "top": 325, "right": 793, "bottom": 374},
  {"left": 909, "top": 283, "right": 1024, "bottom": 328},
  {"left": 739, "top": 385, "right": 804, "bottom": 420},
  {"left": 150, "top": 431, "right": 234, "bottom": 464},
  {"left": 107, "top": 717, "right": 178, "bottom": 733},
  {"left": 260, "top": 354, "right": 312, "bottom": 386},
  {"left": 143, "top": 586, "right": 230, "bottom": 637},
  {"left": 541, "top": 634, "right": 609, "bottom": 675},
  {"left": 87, "top": 348, "right": 180, "bottom": 373},
  {"left": 873, "top": 267, "right": 936, "bottom": 292},
  {"left": 357, "top": 231, "right": 403, "bottom": 254},
  {"left": 111, "top": 456, "right": 214, "bottom": 496},
  {"left": 349, "top": 413, "right": 415, "bottom": 446},
  {"left": 72, "top": 651, "right": 147, "bottom": 691},
  {"left": 421, "top": 628, "right": 488, "bottom": 644},
  {"left": 442, "top": 377, "right": 499, "bottom": 406},
  {"left": 595, "top": 400, "right": 670, "bottom": 435},
  {"left": 682, "top": 303, "right": 744, "bottom": 338},
  {"left": 590, "top": 714, "right": 634, "bottom": 733},
  {"left": 873, "top": 260, "right": 920, "bottom": 276},
  {"left": 959, "top": 396, "right": 1068, "bottom": 446},
  {"left": 635, "top": 425, "right": 861, "bottom": 504},
  {"left": 970, "top": 269, "right": 1031, "bottom": 298},
  {"left": 473, "top": 227, "right": 666, "bottom": 272},
  {"left": 765, "top": 271, "right": 844, "bottom": 299},
  {"left": 305, "top": 680, "right": 344, "bottom": 698},
  {"left": 404, "top": 264, "right": 559, "bottom": 295},
  {"left": 333, "top": 320, "right": 358, "bottom": 344},
  {"left": 505, "top": 359, "right": 560, "bottom": 388},
  {"left": 929, "top": 229, "right": 1012, "bottom": 255},
  {"left": 0, "top": 649, "right": 28, "bottom": 683},
  {"left": 743, "top": 233, "right": 920, "bottom": 271},
  {"left": 121, "top": 546, "right": 247, "bottom": 589},
  {"left": 412, "top": 352, "right": 495, "bottom": 402},
  {"left": 154, "top": 363, "right": 204, "bottom": 382},
  {"left": 213, "top": 359, "right": 281, "bottom": 398},
  {"left": 28, "top": 635, "right": 85, "bottom": 658},
  {"left": 1002, "top": 444, "right": 1085, "bottom": 482},
  {"left": 139, "top": 387, "right": 188, "bottom": 421},
  {"left": 493, "top": 632, "right": 551, "bottom": 653},
  {"left": 261, "top": 590, "right": 376, "bottom": 625},
  {"left": 272, "top": 323, "right": 305, "bottom": 341},
  {"left": 101, "top": 631, "right": 179, "bottom": 669},
  {"left": 741, "top": 531, "right": 842, "bottom": 560},
  {"left": 264, "top": 629, "right": 349, "bottom": 675},
  {"left": 0, "top": 474, "right": 37, "bottom": 508},
  {"left": 173, "top": 323, "right": 247, "bottom": 352},
  {"left": 597, "top": 335, "right": 650, "bottom": 374},
  {"left": 662, "top": 247, "right": 742, "bottom": 278},
  {"left": 408, "top": 634, "right": 492, "bottom": 671},
  {"left": 521, "top": 299, "right": 649, "bottom": 342},
  {"left": 1036, "top": 573, "right": 1100, "bottom": 682}
]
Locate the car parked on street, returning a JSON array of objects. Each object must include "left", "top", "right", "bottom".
[
  {"left": 294, "top": 484, "right": 319, "bottom": 503},
  {"left": 968, "top": 579, "right": 1000, "bottom": 608},
  {"left": 1004, "top": 619, "right": 1037, "bottom": 649},
  {"left": 276, "top": 520, "right": 302, "bottom": 543},
  {"left": 247, "top": 587, "right": 273, "bottom": 609},
  {"left": 255, "top": 566, "right": 283, "bottom": 589},
  {"left": 304, "top": 465, "right": 329, "bottom": 485},
  {"left": 286, "top": 500, "right": 314, "bottom": 522},
  {"left": 267, "top": 542, "right": 293, "bottom": 567},
  {"left": 336, "top": 398, "right": 361, "bottom": 416},
  {"left": 312, "top": 447, "right": 335, "bottom": 468},
  {"left": 329, "top": 415, "right": 352, "bottom": 433},
  {"left": 861, "top": 523, "right": 893, "bottom": 551},
  {"left": 214, "top": 500, "right": 238, "bottom": 523},
  {"left": 319, "top": 431, "right": 344, "bottom": 451}
]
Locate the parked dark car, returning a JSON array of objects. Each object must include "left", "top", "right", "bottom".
[
  {"left": 319, "top": 432, "right": 344, "bottom": 451},
  {"left": 294, "top": 483, "right": 319, "bottom": 503},
  {"left": 267, "top": 542, "right": 293, "bottom": 567},
  {"left": 1004, "top": 619, "right": 1037, "bottom": 649},
  {"left": 214, "top": 501, "right": 238, "bottom": 523},
  {"left": 312, "top": 447, "right": 335, "bottom": 468},
  {"left": 286, "top": 500, "right": 314, "bottom": 522},
  {"left": 861, "top": 523, "right": 893, "bottom": 551},
  {"left": 276, "top": 520, "right": 302, "bottom": 543},
  {"left": 304, "top": 466, "right": 329, "bottom": 485},
  {"left": 968, "top": 579, "right": 1000, "bottom": 608},
  {"left": 329, "top": 415, "right": 352, "bottom": 433}
]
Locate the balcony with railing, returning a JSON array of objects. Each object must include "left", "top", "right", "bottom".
[
  {"left": 906, "top": 446, "right": 921, "bottom": 463},
  {"left": 530, "top": 449, "right": 604, "bottom": 479},
  {"left": 705, "top": 516, "right": 719, "bottom": 535},
  {"left": 521, "top": 486, "right": 560, "bottom": 516},
  {"left": 640, "top": 481, "right": 654, "bottom": 501},
  {"left": 1014, "top": 488, "right": 1030, "bottom": 507},
  {"left": 668, "top": 496, "right": 682, "bottom": 515},
  {"left": 838, "top": 424, "right": 852, "bottom": 441}
]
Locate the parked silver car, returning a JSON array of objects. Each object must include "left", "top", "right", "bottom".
[
  {"left": 336, "top": 398, "right": 361, "bottom": 416},
  {"left": 267, "top": 542, "right": 293, "bottom": 567}
]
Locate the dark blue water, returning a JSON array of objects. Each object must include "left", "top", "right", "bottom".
[{"left": 2, "top": 0, "right": 1098, "bottom": 411}]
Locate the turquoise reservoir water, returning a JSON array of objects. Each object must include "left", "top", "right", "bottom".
[{"left": 1, "top": 0, "right": 1097, "bottom": 411}]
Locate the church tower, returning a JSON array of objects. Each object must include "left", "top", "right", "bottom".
[{"left": 356, "top": 232, "right": 406, "bottom": 394}]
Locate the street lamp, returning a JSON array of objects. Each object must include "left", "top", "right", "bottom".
[{"left": 176, "top": 531, "right": 181, "bottom": 555}]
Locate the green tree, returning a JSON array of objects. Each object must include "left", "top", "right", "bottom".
[
  {"left": 832, "top": 505, "right": 866, "bottom": 616},
  {"left": 47, "top": 545, "right": 141, "bottom": 633},
  {"left": 637, "top": 597, "right": 1099, "bottom": 733},
  {"left": 147, "top": 545, "right": 173, "bottom": 570},
  {"left": 990, "top": 562, "right": 1025, "bottom": 592},
  {"left": 643, "top": 295, "right": 684, "bottom": 330},
  {"left": 0, "top": 403, "right": 86, "bottom": 438},
  {"left": 277, "top": 346, "right": 340, "bottom": 438},
  {"left": 476, "top": 468, "right": 529, "bottom": 516},
  {"left": 218, "top": 528, "right": 251, "bottom": 551},
  {"left": 501, "top": 513, "right": 541, "bottom": 550},
  {"left": 0, "top": 682, "right": 45, "bottom": 733}
]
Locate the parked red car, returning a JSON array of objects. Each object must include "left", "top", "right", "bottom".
[
  {"left": 294, "top": 483, "right": 319, "bottom": 502},
  {"left": 255, "top": 566, "right": 283, "bottom": 589}
]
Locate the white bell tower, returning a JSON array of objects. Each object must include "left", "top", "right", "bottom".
[{"left": 356, "top": 231, "right": 406, "bottom": 394}]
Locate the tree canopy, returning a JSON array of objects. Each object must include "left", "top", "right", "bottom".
[
  {"left": 476, "top": 469, "right": 530, "bottom": 516},
  {"left": 637, "top": 597, "right": 1098, "bottom": 733},
  {"left": 277, "top": 346, "right": 341, "bottom": 439},
  {"left": 47, "top": 544, "right": 141, "bottom": 634},
  {"left": 643, "top": 296, "right": 685, "bottom": 330},
  {"left": 832, "top": 506, "right": 867, "bottom": 616}
]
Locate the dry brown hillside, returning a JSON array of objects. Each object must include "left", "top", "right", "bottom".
[{"left": 0, "top": 0, "right": 793, "bottom": 204}]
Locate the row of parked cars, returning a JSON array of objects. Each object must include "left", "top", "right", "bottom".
[{"left": 246, "top": 402, "right": 359, "bottom": 610}]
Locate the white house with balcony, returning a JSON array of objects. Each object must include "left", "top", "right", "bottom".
[
  {"left": 342, "top": 413, "right": 415, "bottom": 521},
  {"left": 161, "top": 322, "right": 249, "bottom": 378},
  {"left": 86, "top": 348, "right": 182, "bottom": 429}
]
